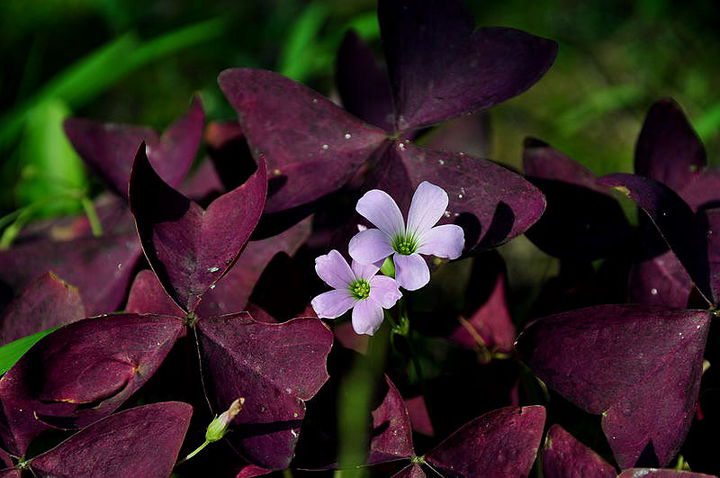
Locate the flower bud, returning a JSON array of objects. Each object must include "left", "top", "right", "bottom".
[{"left": 205, "top": 397, "right": 244, "bottom": 442}]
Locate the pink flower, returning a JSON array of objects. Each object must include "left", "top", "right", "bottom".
[
  {"left": 311, "top": 250, "right": 402, "bottom": 335},
  {"left": 349, "top": 181, "right": 464, "bottom": 291}
]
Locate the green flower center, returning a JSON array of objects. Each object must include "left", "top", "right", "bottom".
[
  {"left": 392, "top": 234, "right": 418, "bottom": 255},
  {"left": 349, "top": 279, "right": 371, "bottom": 300}
]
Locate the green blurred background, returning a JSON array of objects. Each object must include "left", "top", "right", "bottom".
[{"left": 1, "top": 0, "right": 720, "bottom": 225}]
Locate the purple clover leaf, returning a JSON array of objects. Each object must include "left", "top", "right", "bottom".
[
  {"left": 311, "top": 250, "right": 402, "bottom": 335},
  {"left": 349, "top": 181, "right": 465, "bottom": 291}
]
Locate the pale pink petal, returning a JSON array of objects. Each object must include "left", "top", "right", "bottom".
[
  {"left": 349, "top": 229, "right": 394, "bottom": 264},
  {"left": 417, "top": 224, "right": 465, "bottom": 259},
  {"left": 406, "top": 181, "right": 448, "bottom": 236},
  {"left": 352, "top": 260, "right": 380, "bottom": 280},
  {"left": 315, "top": 249, "right": 355, "bottom": 289},
  {"left": 351, "top": 298, "right": 384, "bottom": 335},
  {"left": 356, "top": 189, "right": 406, "bottom": 237},
  {"left": 369, "top": 275, "right": 402, "bottom": 308},
  {"left": 393, "top": 253, "right": 430, "bottom": 291},
  {"left": 311, "top": 289, "right": 355, "bottom": 319}
]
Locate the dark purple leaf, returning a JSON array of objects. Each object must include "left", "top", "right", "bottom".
[
  {"left": 524, "top": 139, "right": 630, "bottom": 259},
  {"left": 425, "top": 405, "right": 546, "bottom": 478},
  {"left": 368, "top": 142, "right": 546, "bottom": 250},
  {"left": 29, "top": 402, "right": 192, "bottom": 478},
  {"left": 378, "top": 0, "right": 557, "bottom": 131},
  {"left": 598, "top": 173, "right": 712, "bottom": 305},
  {"left": 405, "top": 395, "right": 434, "bottom": 437},
  {"left": 65, "top": 97, "right": 203, "bottom": 199},
  {"left": 126, "top": 270, "right": 185, "bottom": 317},
  {"left": 196, "top": 218, "right": 312, "bottom": 318},
  {"left": 369, "top": 376, "right": 414, "bottom": 464},
  {"left": 449, "top": 266, "right": 515, "bottom": 353},
  {"left": 336, "top": 31, "right": 394, "bottom": 132},
  {"left": 635, "top": 99, "right": 706, "bottom": 192},
  {"left": 618, "top": 470, "right": 716, "bottom": 478},
  {"left": 0, "top": 314, "right": 183, "bottom": 454},
  {"left": 628, "top": 252, "right": 692, "bottom": 308},
  {"left": 129, "top": 145, "right": 267, "bottom": 313},
  {"left": 543, "top": 425, "right": 616, "bottom": 478},
  {"left": 517, "top": 304, "right": 710, "bottom": 468},
  {"left": 0, "top": 234, "right": 141, "bottom": 316},
  {"left": 0, "top": 272, "right": 85, "bottom": 344},
  {"left": 392, "top": 465, "right": 426, "bottom": 478},
  {"left": 236, "top": 465, "right": 273, "bottom": 477},
  {"left": 197, "top": 313, "right": 332, "bottom": 470},
  {"left": 677, "top": 170, "right": 720, "bottom": 212},
  {"left": 218, "top": 68, "right": 387, "bottom": 213}
]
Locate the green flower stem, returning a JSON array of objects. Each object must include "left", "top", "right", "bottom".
[
  {"left": 177, "top": 439, "right": 210, "bottom": 465},
  {"left": 335, "top": 324, "right": 390, "bottom": 477}
]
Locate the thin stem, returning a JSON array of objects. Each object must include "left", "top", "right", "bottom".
[
  {"left": 80, "top": 196, "right": 103, "bottom": 237},
  {"left": 177, "top": 440, "right": 210, "bottom": 465}
]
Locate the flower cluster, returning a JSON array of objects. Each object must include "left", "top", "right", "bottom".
[{"left": 311, "top": 181, "right": 465, "bottom": 335}]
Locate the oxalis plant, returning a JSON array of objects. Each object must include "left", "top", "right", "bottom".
[{"left": 0, "top": 0, "right": 717, "bottom": 477}]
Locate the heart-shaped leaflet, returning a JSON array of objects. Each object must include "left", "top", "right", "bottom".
[
  {"left": 129, "top": 143, "right": 267, "bottom": 313},
  {"left": 517, "top": 304, "right": 711, "bottom": 468}
]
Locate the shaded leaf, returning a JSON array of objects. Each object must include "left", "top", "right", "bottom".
[
  {"left": 635, "top": 99, "right": 706, "bottom": 193},
  {"left": 368, "top": 142, "right": 546, "bottom": 251},
  {"left": 524, "top": 139, "right": 630, "bottom": 259},
  {"left": 0, "top": 234, "right": 141, "bottom": 316},
  {"left": 628, "top": 252, "right": 692, "bottom": 309},
  {"left": 29, "top": 402, "right": 192, "bottom": 478},
  {"left": 336, "top": 31, "right": 394, "bottom": 132},
  {"left": 218, "top": 68, "right": 387, "bottom": 213},
  {"left": 378, "top": 0, "right": 557, "bottom": 131},
  {"left": 517, "top": 304, "right": 710, "bottom": 468},
  {"left": 369, "top": 376, "right": 414, "bottom": 464},
  {"left": 65, "top": 97, "right": 204, "bottom": 199},
  {"left": 425, "top": 406, "right": 546, "bottom": 478},
  {"left": 543, "top": 425, "right": 616, "bottom": 478},
  {"left": 129, "top": 145, "right": 267, "bottom": 313},
  {"left": 197, "top": 313, "right": 332, "bottom": 469},
  {"left": 0, "top": 314, "right": 183, "bottom": 454},
  {"left": 618, "top": 470, "right": 716, "bottom": 478},
  {"left": 0, "top": 272, "right": 85, "bottom": 344},
  {"left": 599, "top": 174, "right": 712, "bottom": 305}
]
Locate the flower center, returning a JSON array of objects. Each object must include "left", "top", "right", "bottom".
[
  {"left": 349, "top": 279, "right": 371, "bottom": 300},
  {"left": 392, "top": 234, "right": 418, "bottom": 255}
]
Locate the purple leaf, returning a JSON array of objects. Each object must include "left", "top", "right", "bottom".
[
  {"left": 196, "top": 218, "right": 312, "bottom": 318},
  {"left": 628, "top": 251, "right": 692, "bottom": 308},
  {"left": 218, "top": 68, "right": 387, "bottom": 213},
  {"left": 677, "top": 170, "right": 720, "bottom": 212},
  {"left": 236, "top": 465, "right": 273, "bottom": 477},
  {"left": 543, "top": 425, "right": 616, "bottom": 478},
  {"left": 517, "top": 304, "right": 711, "bottom": 468},
  {"left": 29, "top": 402, "right": 192, "bottom": 478},
  {"left": 0, "top": 314, "right": 183, "bottom": 454},
  {"left": 599, "top": 173, "right": 712, "bottom": 305},
  {"left": 421, "top": 113, "right": 492, "bottom": 158},
  {"left": 0, "top": 272, "right": 85, "bottom": 344},
  {"left": 0, "top": 234, "right": 141, "bottom": 316},
  {"left": 378, "top": 0, "right": 557, "bottom": 131},
  {"left": 368, "top": 142, "right": 546, "bottom": 250},
  {"left": 65, "top": 97, "right": 203, "bottom": 199},
  {"left": 369, "top": 376, "right": 414, "bottom": 464},
  {"left": 392, "top": 465, "right": 426, "bottom": 478},
  {"left": 523, "top": 139, "right": 630, "bottom": 259},
  {"left": 126, "top": 270, "right": 185, "bottom": 317},
  {"left": 336, "top": 31, "right": 395, "bottom": 132},
  {"left": 635, "top": 99, "right": 706, "bottom": 192},
  {"left": 129, "top": 144, "right": 267, "bottom": 313},
  {"left": 449, "top": 265, "right": 515, "bottom": 353},
  {"left": 618, "top": 470, "right": 717, "bottom": 478},
  {"left": 197, "top": 313, "right": 333, "bottom": 470},
  {"left": 425, "top": 406, "right": 546, "bottom": 478}
]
